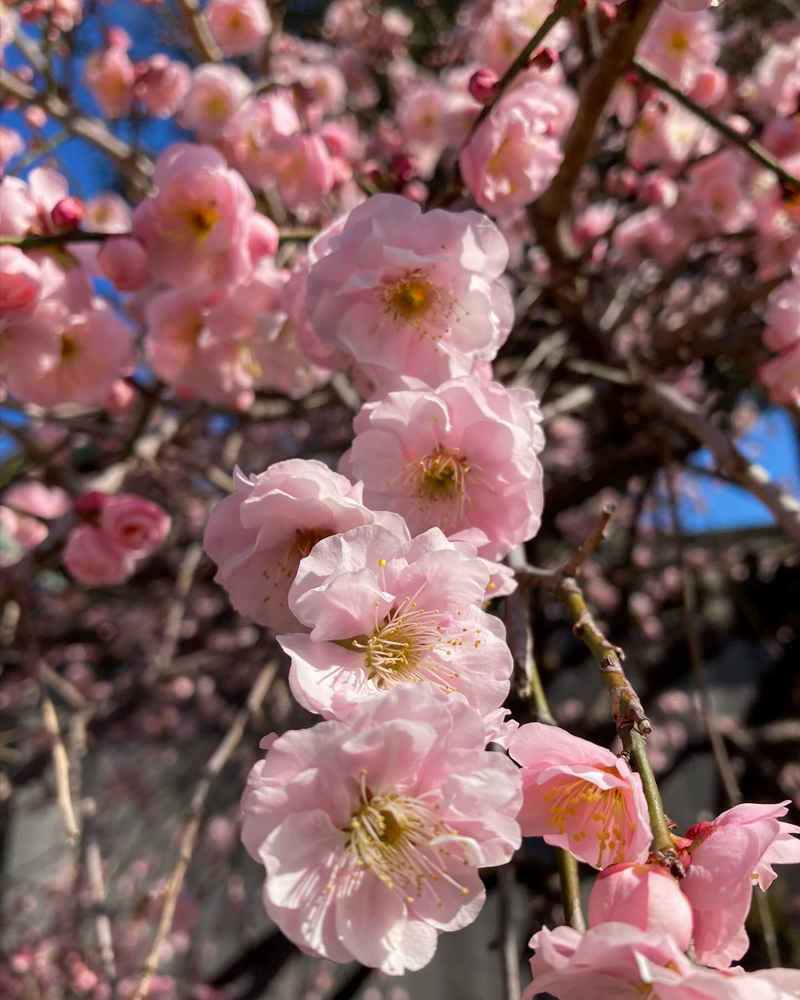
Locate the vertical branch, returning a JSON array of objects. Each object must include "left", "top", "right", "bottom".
[
  {"left": 497, "top": 862, "right": 522, "bottom": 1000},
  {"left": 175, "top": 0, "right": 223, "bottom": 63}
]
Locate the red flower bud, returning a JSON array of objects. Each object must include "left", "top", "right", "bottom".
[
  {"left": 468, "top": 68, "right": 499, "bottom": 104},
  {"left": 51, "top": 197, "right": 84, "bottom": 233}
]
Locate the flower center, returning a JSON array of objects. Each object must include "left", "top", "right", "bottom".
[
  {"left": 386, "top": 277, "right": 433, "bottom": 319},
  {"left": 261, "top": 528, "right": 334, "bottom": 609},
  {"left": 60, "top": 334, "right": 79, "bottom": 362},
  {"left": 544, "top": 774, "right": 636, "bottom": 867},
  {"left": 340, "top": 771, "right": 470, "bottom": 902},
  {"left": 670, "top": 31, "right": 688, "bottom": 52},
  {"left": 189, "top": 204, "right": 218, "bottom": 240},
  {"left": 398, "top": 444, "right": 473, "bottom": 531},
  {"left": 237, "top": 342, "right": 263, "bottom": 379}
]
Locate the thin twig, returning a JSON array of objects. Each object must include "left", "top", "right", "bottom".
[
  {"left": 633, "top": 60, "right": 800, "bottom": 192},
  {"left": 497, "top": 862, "right": 521, "bottom": 1000},
  {"left": 556, "top": 845, "right": 586, "bottom": 933},
  {"left": 175, "top": 0, "right": 223, "bottom": 62},
  {"left": 646, "top": 382, "right": 800, "bottom": 547},
  {"left": 463, "top": 0, "right": 583, "bottom": 146},
  {"left": 39, "top": 685, "right": 81, "bottom": 844},
  {"left": 130, "top": 662, "right": 278, "bottom": 1000},
  {"left": 143, "top": 541, "right": 204, "bottom": 685},
  {"left": 84, "top": 800, "right": 118, "bottom": 989},
  {"left": 0, "top": 227, "right": 317, "bottom": 252}
]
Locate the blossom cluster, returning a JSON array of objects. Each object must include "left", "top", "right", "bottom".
[{"left": 1, "top": 0, "right": 799, "bottom": 994}]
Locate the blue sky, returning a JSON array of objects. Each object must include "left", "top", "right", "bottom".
[{"left": 2, "top": 4, "right": 799, "bottom": 532}]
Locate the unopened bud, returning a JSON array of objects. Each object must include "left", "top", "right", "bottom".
[
  {"left": 51, "top": 197, "right": 84, "bottom": 233},
  {"left": 468, "top": 68, "right": 499, "bottom": 104},
  {"left": 75, "top": 491, "right": 109, "bottom": 522},
  {"left": 531, "top": 47, "right": 557, "bottom": 71},
  {"left": 390, "top": 153, "right": 416, "bottom": 184}
]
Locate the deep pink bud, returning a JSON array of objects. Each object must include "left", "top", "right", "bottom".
[
  {"left": 51, "top": 196, "right": 84, "bottom": 232},
  {"left": 531, "top": 47, "right": 557, "bottom": 70},
  {"left": 639, "top": 172, "right": 678, "bottom": 208},
  {"left": 390, "top": 153, "right": 416, "bottom": 183},
  {"left": 468, "top": 68, "right": 499, "bottom": 104},
  {"left": 605, "top": 166, "right": 638, "bottom": 198},
  {"left": 75, "top": 491, "right": 110, "bottom": 522}
]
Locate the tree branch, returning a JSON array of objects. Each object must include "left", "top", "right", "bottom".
[{"left": 175, "top": 0, "right": 223, "bottom": 63}]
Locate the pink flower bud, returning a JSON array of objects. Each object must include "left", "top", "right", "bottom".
[
  {"left": 402, "top": 180, "right": 428, "bottom": 204},
  {"left": 690, "top": 67, "right": 727, "bottom": 107},
  {"left": 605, "top": 166, "right": 639, "bottom": 198},
  {"left": 51, "top": 196, "right": 84, "bottom": 232},
  {"left": 588, "top": 862, "right": 694, "bottom": 952},
  {"left": 105, "top": 379, "right": 136, "bottom": 414},
  {"left": 74, "top": 491, "right": 109, "bottom": 522},
  {"left": 247, "top": 214, "right": 279, "bottom": 261},
  {"left": 390, "top": 153, "right": 415, "bottom": 183},
  {"left": 98, "top": 236, "right": 149, "bottom": 291},
  {"left": 531, "top": 47, "right": 557, "bottom": 71},
  {"left": 468, "top": 68, "right": 499, "bottom": 104},
  {"left": 23, "top": 107, "right": 47, "bottom": 129},
  {"left": 639, "top": 172, "right": 678, "bottom": 208}
]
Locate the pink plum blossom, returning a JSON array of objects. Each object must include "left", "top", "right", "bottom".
[
  {"left": 471, "top": 0, "right": 571, "bottom": 74},
  {"left": 755, "top": 38, "right": 800, "bottom": 117},
  {"left": 203, "top": 460, "right": 407, "bottom": 632},
  {"left": 460, "top": 81, "right": 567, "bottom": 217},
  {"left": 271, "top": 133, "right": 335, "bottom": 212},
  {"left": 764, "top": 273, "right": 800, "bottom": 353},
  {"left": 136, "top": 55, "right": 191, "bottom": 118},
  {"left": 340, "top": 375, "right": 544, "bottom": 559},
  {"left": 681, "top": 800, "right": 800, "bottom": 969},
  {"left": 84, "top": 192, "right": 131, "bottom": 234},
  {"left": 206, "top": 0, "right": 271, "bottom": 57},
  {"left": 508, "top": 723, "right": 652, "bottom": 868},
  {"left": 180, "top": 64, "right": 252, "bottom": 141},
  {"left": 84, "top": 40, "right": 135, "bottom": 118},
  {"left": 101, "top": 494, "right": 171, "bottom": 554},
  {"left": 131, "top": 143, "right": 254, "bottom": 294},
  {"left": 0, "top": 247, "right": 42, "bottom": 318},
  {"left": 62, "top": 524, "right": 138, "bottom": 587},
  {"left": 523, "top": 922, "right": 800, "bottom": 1000},
  {"left": 305, "top": 194, "right": 514, "bottom": 389},
  {"left": 640, "top": 6, "right": 721, "bottom": 90},
  {"left": 3, "top": 481, "right": 70, "bottom": 519},
  {"left": 3, "top": 302, "right": 134, "bottom": 408},
  {"left": 97, "top": 237, "right": 149, "bottom": 292},
  {"left": 0, "top": 506, "right": 48, "bottom": 567},
  {"left": 0, "top": 127, "right": 24, "bottom": 172},
  {"left": 240, "top": 684, "right": 522, "bottom": 974},
  {"left": 222, "top": 92, "right": 301, "bottom": 187},
  {"left": 588, "top": 862, "right": 693, "bottom": 951},
  {"left": 279, "top": 525, "right": 513, "bottom": 727}
]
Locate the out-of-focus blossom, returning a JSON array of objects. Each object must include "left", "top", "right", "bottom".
[
  {"left": 84, "top": 37, "right": 135, "bottom": 118},
  {"left": 101, "top": 494, "right": 171, "bottom": 554},
  {"left": 640, "top": 6, "right": 720, "bottom": 90},
  {"left": 206, "top": 0, "right": 271, "bottom": 57},
  {"left": 62, "top": 523, "right": 138, "bottom": 586},
  {"left": 136, "top": 54, "right": 191, "bottom": 118},
  {"left": 0, "top": 247, "right": 42, "bottom": 318},
  {"left": 180, "top": 64, "right": 251, "bottom": 140},
  {"left": 97, "top": 236, "right": 149, "bottom": 292},
  {"left": 3, "top": 481, "right": 71, "bottom": 519}
]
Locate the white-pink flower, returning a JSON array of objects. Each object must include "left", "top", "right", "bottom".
[
  {"left": 241, "top": 684, "right": 522, "bottom": 974},
  {"left": 3, "top": 481, "right": 70, "bottom": 519},
  {"left": 760, "top": 343, "right": 800, "bottom": 405},
  {"left": 203, "top": 459, "right": 407, "bottom": 632},
  {"left": 509, "top": 723, "right": 652, "bottom": 868},
  {"left": 136, "top": 54, "right": 191, "bottom": 119},
  {"left": 341, "top": 375, "right": 544, "bottom": 559},
  {"left": 271, "top": 134, "right": 335, "bottom": 213},
  {"left": 640, "top": 6, "right": 720, "bottom": 90},
  {"left": 305, "top": 194, "right": 514, "bottom": 389},
  {"left": 84, "top": 41, "right": 135, "bottom": 119},
  {"left": 206, "top": 0, "right": 271, "bottom": 57},
  {"left": 132, "top": 143, "right": 254, "bottom": 294},
  {"left": 460, "top": 81, "right": 568, "bottom": 217},
  {"left": 279, "top": 525, "right": 513, "bottom": 725},
  {"left": 755, "top": 38, "right": 800, "bottom": 118},
  {"left": 764, "top": 273, "right": 800, "bottom": 353}
]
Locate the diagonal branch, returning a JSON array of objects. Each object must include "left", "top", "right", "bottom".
[
  {"left": 647, "top": 382, "right": 800, "bottom": 547},
  {"left": 175, "top": 0, "right": 223, "bottom": 63}
]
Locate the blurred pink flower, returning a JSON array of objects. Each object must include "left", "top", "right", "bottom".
[
  {"left": 101, "top": 494, "right": 171, "bottom": 554},
  {"left": 62, "top": 524, "right": 137, "bottom": 586},
  {"left": 0, "top": 246, "right": 42, "bottom": 318},
  {"left": 206, "top": 0, "right": 271, "bottom": 57}
]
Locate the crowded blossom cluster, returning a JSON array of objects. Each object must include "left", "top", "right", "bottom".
[{"left": 2, "top": 0, "right": 800, "bottom": 997}]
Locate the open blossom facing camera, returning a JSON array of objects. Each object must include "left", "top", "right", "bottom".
[
  {"left": 305, "top": 194, "right": 513, "bottom": 389},
  {"left": 341, "top": 375, "right": 544, "bottom": 559},
  {"left": 240, "top": 685, "right": 522, "bottom": 974},
  {"left": 278, "top": 525, "right": 513, "bottom": 727},
  {"left": 206, "top": 0, "right": 271, "bottom": 57},
  {"left": 680, "top": 800, "right": 800, "bottom": 969},
  {"left": 203, "top": 460, "right": 408, "bottom": 632},
  {"left": 509, "top": 723, "right": 652, "bottom": 868},
  {"left": 132, "top": 143, "right": 254, "bottom": 293}
]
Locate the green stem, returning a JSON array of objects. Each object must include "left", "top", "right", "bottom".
[
  {"left": 465, "top": 0, "right": 583, "bottom": 144},
  {"left": 557, "top": 844, "right": 586, "bottom": 932},
  {"left": 634, "top": 59, "right": 800, "bottom": 192},
  {"left": 0, "top": 226, "right": 317, "bottom": 252},
  {"left": 621, "top": 727, "right": 674, "bottom": 858}
]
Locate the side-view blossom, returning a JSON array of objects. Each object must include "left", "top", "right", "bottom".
[
  {"left": 341, "top": 375, "right": 544, "bottom": 559},
  {"left": 203, "top": 460, "right": 407, "bottom": 632},
  {"left": 524, "top": 922, "right": 800, "bottom": 1000},
  {"left": 680, "top": 800, "right": 800, "bottom": 969},
  {"left": 83, "top": 37, "right": 135, "bottom": 119},
  {"left": 460, "top": 80, "right": 568, "bottom": 216},
  {"left": 62, "top": 524, "right": 138, "bottom": 587},
  {"left": 508, "top": 723, "right": 652, "bottom": 868},
  {"left": 241, "top": 684, "right": 522, "bottom": 974},
  {"left": 279, "top": 524, "right": 513, "bottom": 726},
  {"left": 305, "top": 194, "right": 514, "bottom": 389}
]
